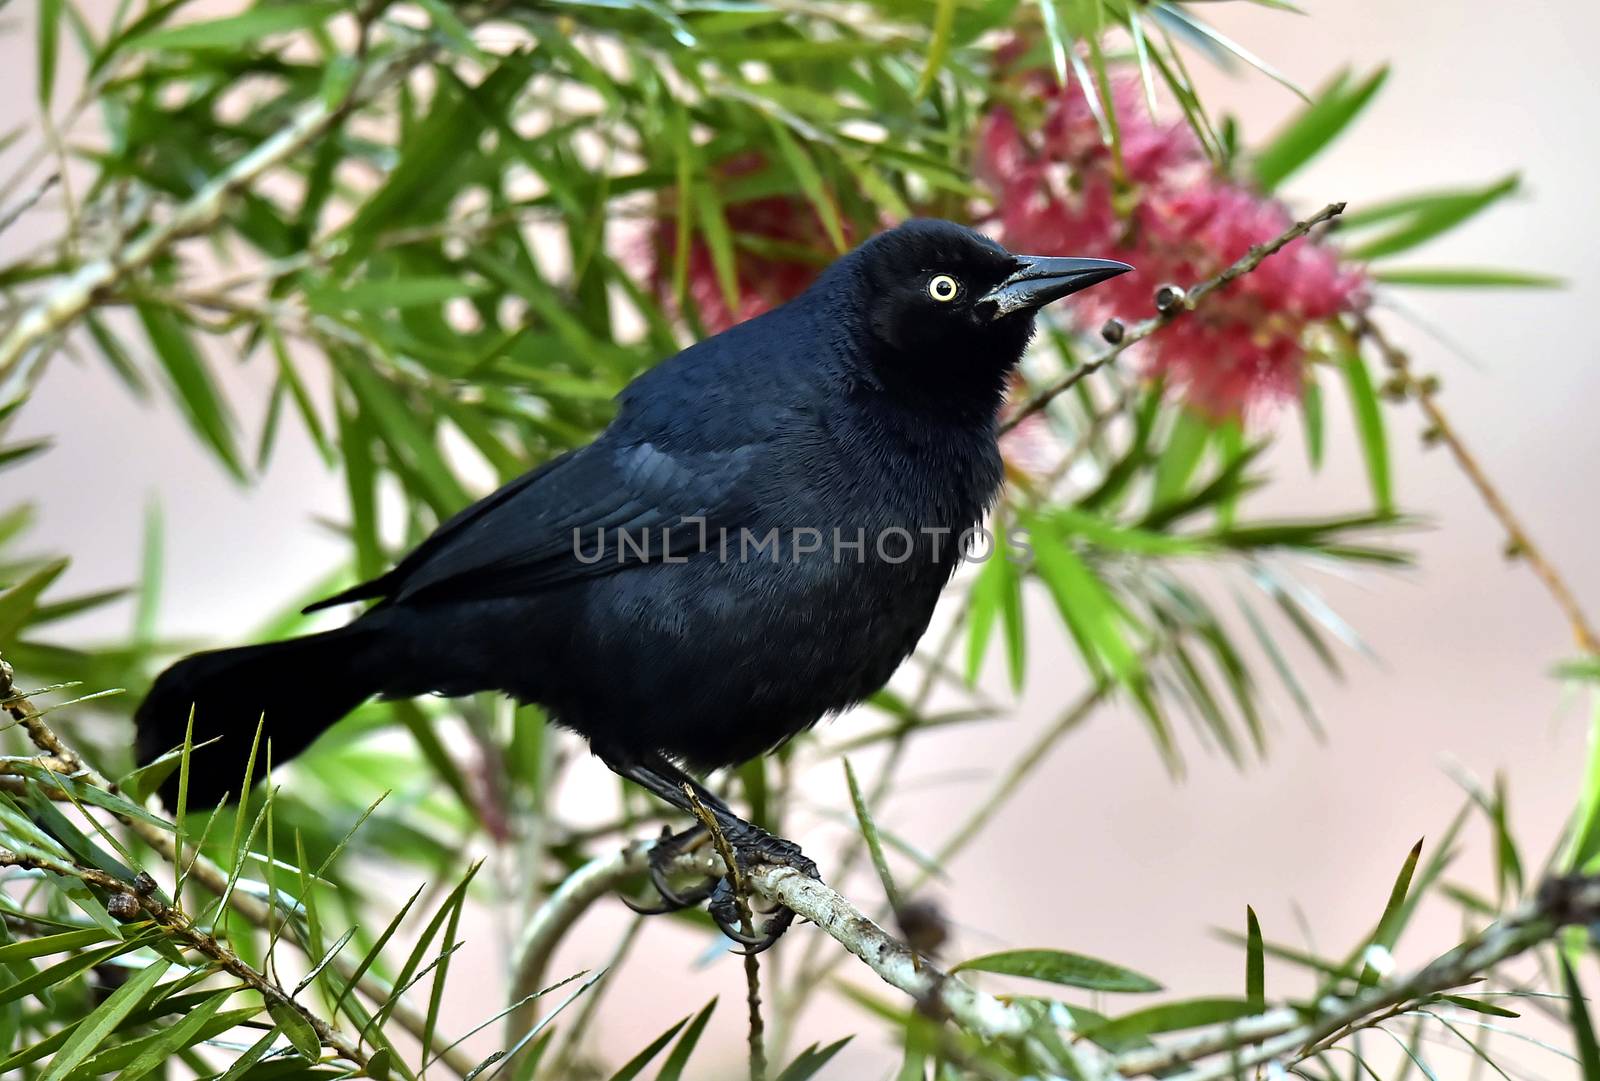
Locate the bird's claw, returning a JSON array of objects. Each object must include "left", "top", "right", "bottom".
[
  {"left": 625, "top": 819, "right": 820, "bottom": 952},
  {"left": 624, "top": 825, "right": 721, "bottom": 914},
  {"left": 705, "top": 824, "right": 820, "bottom": 954}
]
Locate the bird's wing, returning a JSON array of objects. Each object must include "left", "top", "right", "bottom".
[{"left": 305, "top": 439, "right": 760, "bottom": 611}]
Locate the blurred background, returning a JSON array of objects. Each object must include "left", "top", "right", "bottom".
[{"left": 4, "top": 0, "right": 1599, "bottom": 1075}]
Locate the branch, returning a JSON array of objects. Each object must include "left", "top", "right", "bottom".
[
  {"left": 1002, "top": 201, "right": 1348, "bottom": 434},
  {"left": 0, "top": 40, "right": 430, "bottom": 407},
  {"left": 0, "top": 659, "right": 480, "bottom": 1077},
  {"left": 1111, "top": 875, "right": 1600, "bottom": 1080},
  {"left": 512, "top": 843, "right": 1599, "bottom": 1081},
  {"left": 518, "top": 844, "right": 1049, "bottom": 1045},
  {"left": 1353, "top": 313, "right": 1600, "bottom": 656},
  {"left": 0, "top": 850, "right": 371, "bottom": 1069}
]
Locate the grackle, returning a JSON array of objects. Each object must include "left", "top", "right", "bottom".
[{"left": 134, "top": 219, "right": 1131, "bottom": 950}]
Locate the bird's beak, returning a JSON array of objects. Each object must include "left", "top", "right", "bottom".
[{"left": 978, "top": 255, "right": 1135, "bottom": 319}]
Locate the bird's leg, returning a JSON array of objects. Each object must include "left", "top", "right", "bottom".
[{"left": 602, "top": 752, "right": 820, "bottom": 953}]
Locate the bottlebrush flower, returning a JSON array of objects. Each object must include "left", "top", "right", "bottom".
[
  {"left": 651, "top": 155, "right": 845, "bottom": 334},
  {"left": 978, "top": 68, "right": 1367, "bottom": 419}
]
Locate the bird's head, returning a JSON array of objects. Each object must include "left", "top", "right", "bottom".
[{"left": 836, "top": 218, "right": 1131, "bottom": 397}]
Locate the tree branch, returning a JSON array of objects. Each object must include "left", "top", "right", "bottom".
[
  {"left": 0, "top": 849, "right": 371, "bottom": 1069},
  {"left": 1353, "top": 312, "right": 1600, "bottom": 656},
  {"left": 1130, "top": 875, "right": 1600, "bottom": 1081},
  {"left": 0, "top": 40, "right": 430, "bottom": 407},
  {"left": 511, "top": 840, "right": 1600, "bottom": 1081},
  {"left": 0, "top": 659, "right": 480, "bottom": 1077},
  {"left": 1002, "top": 201, "right": 1348, "bottom": 434}
]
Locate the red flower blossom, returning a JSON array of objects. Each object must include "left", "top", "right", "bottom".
[
  {"left": 652, "top": 155, "right": 846, "bottom": 334},
  {"left": 978, "top": 69, "right": 1366, "bottom": 418}
]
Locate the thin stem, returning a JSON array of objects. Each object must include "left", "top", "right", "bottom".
[
  {"left": 0, "top": 39, "right": 434, "bottom": 403},
  {"left": 1003, "top": 202, "right": 1348, "bottom": 434},
  {"left": 0, "top": 850, "right": 372, "bottom": 1069},
  {"left": 1353, "top": 313, "right": 1600, "bottom": 657},
  {"left": 0, "top": 657, "right": 479, "bottom": 1077},
  {"left": 687, "top": 786, "right": 767, "bottom": 1081}
]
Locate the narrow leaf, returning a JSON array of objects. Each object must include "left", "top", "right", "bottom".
[
  {"left": 1245, "top": 905, "right": 1264, "bottom": 1008},
  {"left": 844, "top": 758, "right": 901, "bottom": 912},
  {"left": 953, "top": 948, "right": 1162, "bottom": 993},
  {"left": 39, "top": 960, "right": 171, "bottom": 1081}
]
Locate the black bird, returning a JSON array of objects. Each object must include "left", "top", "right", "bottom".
[{"left": 135, "top": 219, "right": 1130, "bottom": 949}]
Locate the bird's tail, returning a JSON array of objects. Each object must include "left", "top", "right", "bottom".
[{"left": 134, "top": 623, "right": 391, "bottom": 808}]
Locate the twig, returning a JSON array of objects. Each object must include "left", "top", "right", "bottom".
[
  {"left": 516, "top": 843, "right": 1044, "bottom": 1044},
  {"left": 1353, "top": 313, "right": 1600, "bottom": 657},
  {"left": 1002, "top": 201, "right": 1348, "bottom": 434},
  {"left": 543, "top": 916, "right": 645, "bottom": 1078},
  {"left": 0, "top": 850, "right": 371, "bottom": 1068},
  {"left": 0, "top": 174, "right": 60, "bottom": 238},
  {"left": 0, "top": 659, "right": 479, "bottom": 1077},
  {"left": 787, "top": 673, "right": 1116, "bottom": 1019},
  {"left": 0, "top": 43, "right": 431, "bottom": 406},
  {"left": 921, "top": 680, "right": 1110, "bottom": 884},
  {"left": 686, "top": 786, "right": 767, "bottom": 1081},
  {"left": 506, "top": 839, "right": 687, "bottom": 1042},
  {"left": 1120, "top": 875, "right": 1600, "bottom": 1081}
]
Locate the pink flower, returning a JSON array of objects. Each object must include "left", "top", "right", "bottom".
[
  {"left": 652, "top": 155, "right": 847, "bottom": 334},
  {"left": 978, "top": 66, "right": 1366, "bottom": 418}
]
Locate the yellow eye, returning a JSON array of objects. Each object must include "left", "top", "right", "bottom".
[{"left": 928, "top": 274, "right": 960, "bottom": 303}]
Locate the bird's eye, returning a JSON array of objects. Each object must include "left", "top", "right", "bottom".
[{"left": 927, "top": 274, "right": 960, "bottom": 303}]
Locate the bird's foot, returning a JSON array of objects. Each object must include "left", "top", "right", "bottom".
[
  {"left": 621, "top": 824, "right": 720, "bottom": 914},
  {"left": 703, "top": 821, "right": 820, "bottom": 955}
]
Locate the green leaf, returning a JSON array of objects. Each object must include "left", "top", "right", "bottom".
[
  {"left": 38, "top": 959, "right": 170, "bottom": 1081},
  {"left": 1557, "top": 658, "right": 1600, "bottom": 685},
  {"left": 136, "top": 303, "right": 245, "bottom": 480},
  {"left": 844, "top": 758, "right": 901, "bottom": 913},
  {"left": 127, "top": 2, "right": 341, "bottom": 50},
  {"left": 213, "top": 1029, "right": 281, "bottom": 1081},
  {"left": 1359, "top": 837, "right": 1423, "bottom": 987},
  {"left": 1565, "top": 691, "right": 1600, "bottom": 871},
  {"left": 330, "top": 885, "right": 426, "bottom": 1019},
  {"left": 268, "top": 1001, "right": 322, "bottom": 1061},
  {"left": 914, "top": 0, "right": 957, "bottom": 101},
  {"left": 1245, "top": 905, "right": 1264, "bottom": 1008},
  {"left": 1253, "top": 67, "right": 1388, "bottom": 191},
  {"left": 0, "top": 937, "right": 135, "bottom": 1007},
  {"left": 766, "top": 121, "right": 846, "bottom": 254},
  {"left": 1153, "top": 5, "right": 1308, "bottom": 102},
  {"left": 0, "top": 557, "right": 69, "bottom": 641},
  {"left": 656, "top": 997, "right": 716, "bottom": 1081},
  {"left": 1440, "top": 994, "right": 1519, "bottom": 1019},
  {"left": 38, "top": 0, "right": 62, "bottom": 106},
  {"left": 1339, "top": 347, "right": 1391, "bottom": 515},
  {"left": 605, "top": 1017, "right": 687, "bottom": 1081},
  {"left": 1078, "top": 997, "right": 1258, "bottom": 1045},
  {"left": 0, "top": 927, "right": 112, "bottom": 964},
  {"left": 1028, "top": 516, "right": 1142, "bottom": 682},
  {"left": 774, "top": 1037, "right": 853, "bottom": 1081},
  {"left": 952, "top": 948, "right": 1162, "bottom": 993},
  {"left": 337, "top": 353, "right": 468, "bottom": 514},
  {"left": 1153, "top": 409, "right": 1211, "bottom": 509},
  {"left": 1373, "top": 266, "right": 1564, "bottom": 289},
  {"left": 365, "top": 861, "right": 481, "bottom": 1040},
  {"left": 1562, "top": 957, "right": 1600, "bottom": 1080},
  {"left": 1345, "top": 175, "right": 1521, "bottom": 261},
  {"left": 12, "top": 764, "right": 174, "bottom": 832},
  {"left": 1301, "top": 374, "right": 1325, "bottom": 470},
  {"left": 690, "top": 181, "right": 742, "bottom": 316},
  {"left": 308, "top": 277, "right": 494, "bottom": 312},
  {"left": 966, "top": 547, "right": 1023, "bottom": 688},
  {"left": 110, "top": 988, "right": 232, "bottom": 1081}
]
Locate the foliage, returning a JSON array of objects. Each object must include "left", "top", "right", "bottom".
[{"left": 0, "top": 1, "right": 1594, "bottom": 1079}]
